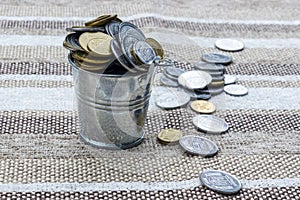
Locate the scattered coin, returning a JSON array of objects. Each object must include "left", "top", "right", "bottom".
[
  {"left": 190, "top": 93, "right": 211, "bottom": 100},
  {"left": 165, "top": 67, "right": 185, "bottom": 78},
  {"left": 193, "top": 115, "right": 229, "bottom": 134},
  {"left": 156, "top": 91, "right": 190, "bottom": 109},
  {"left": 163, "top": 71, "right": 178, "bottom": 81},
  {"left": 190, "top": 100, "right": 216, "bottom": 114},
  {"left": 178, "top": 71, "right": 212, "bottom": 90},
  {"left": 160, "top": 75, "right": 179, "bottom": 87},
  {"left": 200, "top": 170, "right": 242, "bottom": 194},
  {"left": 224, "top": 75, "right": 237, "bottom": 85},
  {"left": 157, "top": 128, "right": 183, "bottom": 143},
  {"left": 194, "top": 62, "right": 225, "bottom": 72},
  {"left": 179, "top": 135, "right": 218, "bottom": 157},
  {"left": 202, "top": 53, "right": 232, "bottom": 65},
  {"left": 224, "top": 84, "right": 248, "bottom": 96},
  {"left": 215, "top": 39, "right": 244, "bottom": 52}
]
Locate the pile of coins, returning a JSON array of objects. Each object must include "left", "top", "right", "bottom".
[{"left": 63, "top": 14, "right": 164, "bottom": 74}]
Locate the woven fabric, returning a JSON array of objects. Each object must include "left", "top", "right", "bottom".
[{"left": 0, "top": 0, "right": 299, "bottom": 199}]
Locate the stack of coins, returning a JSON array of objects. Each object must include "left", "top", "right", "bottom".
[{"left": 63, "top": 14, "right": 164, "bottom": 74}]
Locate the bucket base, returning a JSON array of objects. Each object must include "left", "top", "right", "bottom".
[{"left": 79, "top": 131, "right": 145, "bottom": 150}]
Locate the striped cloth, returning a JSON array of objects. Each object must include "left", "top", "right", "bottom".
[{"left": 0, "top": 0, "right": 299, "bottom": 199}]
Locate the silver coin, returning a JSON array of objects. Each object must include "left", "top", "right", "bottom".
[
  {"left": 156, "top": 58, "right": 174, "bottom": 67},
  {"left": 202, "top": 53, "right": 232, "bottom": 64},
  {"left": 110, "top": 39, "right": 136, "bottom": 73},
  {"left": 208, "top": 87, "right": 224, "bottom": 95},
  {"left": 119, "top": 22, "right": 145, "bottom": 43},
  {"left": 160, "top": 75, "right": 179, "bottom": 87},
  {"left": 179, "top": 135, "right": 218, "bottom": 157},
  {"left": 224, "top": 75, "right": 237, "bottom": 85},
  {"left": 200, "top": 170, "right": 242, "bottom": 194},
  {"left": 163, "top": 70, "right": 178, "bottom": 81},
  {"left": 205, "top": 71, "right": 224, "bottom": 77},
  {"left": 105, "top": 21, "right": 121, "bottom": 38},
  {"left": 156, "top": 91, "right": 190, "bottom": 109},
  {"left": 133, "top": 40, "right": 156, "bottom": 64},
  {"left": 193, "top": 115, "right": 229, "bottom": 134},
  {"left": 212, "top": 75, "right": 225, "bottom": 82},
  {"left": 224, "top": 84, "right": 248, "bottom": 96},
  {"left": 190, "top": 93, "right": 211, "bottom": 100},
  {"left": 194, "top": 62, "right": 225, "bottom": 72},
  {"left": 122, "top": 35, "right": 146, "bottom": 71},
  {"left": 215, "top": 39, "right": 244, "bottom": 52},
  {"left": 66, "top": 26, "right": 105, "bottom": 32},
  {"left": 165, "top": 67, "right": 185, "bottom": 78},
  {"left": 178, "top": 71, "right": 212, "bottom": 90}
]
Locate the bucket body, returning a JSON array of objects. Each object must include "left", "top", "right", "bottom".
[{"left": 71, "top": 63, "right": 155, "bottom": 149}]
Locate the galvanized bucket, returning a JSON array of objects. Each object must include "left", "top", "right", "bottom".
[{"left": 71, "top": 60, "right": 155, "bottom": 149}]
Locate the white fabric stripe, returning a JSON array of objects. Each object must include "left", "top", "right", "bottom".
[
  {"left": 0, "top": 87, "right": 300, "bottom": 111},
  {"left": 1, "top": 74, "right": 300, "bottom": 83},
  {"left": 0, "top": 14, "right": 299, "bottom": 25},
  {"left": 0, "top": 34, "right": 299, "bottom": 49},
  {"left": 0, "top": 74, "right": 73, "bottom": 82},
  {"left": 149, "top": 87, "right": 300, "bottom": 111},
  {"left": 0, "top": 178, "right": 299, "bottom": 192}
]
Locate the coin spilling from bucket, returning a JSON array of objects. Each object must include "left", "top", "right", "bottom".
[{"left": 63, "top": 14, "right": 164, "bottom": 74}]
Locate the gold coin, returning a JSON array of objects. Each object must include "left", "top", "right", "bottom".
[
  {"left": 209, "top": 80, "right": 225, "bottom": 88},
  {"left": 74, "top": 59, "right": 107, "bottom": 71},
  {"left": 71, "top": 51, "right": 112, "bottom": 65},
  {"left": 85, "top": 14, "right": 117, "bottom": 27},
  {"left": 78, "top": 32, "right": 111, "bottom": 53},
  {"left": 157, "top": 129, "right": 183, "bottom": 143},
  {"left": 145, "top": 38, "right": 164, "bottom": 59},
  {"left": 190, "top": 100, "right": 216, "bottom": 114},
  {"left": 87, "top": 38, "right": 113, "bottom": 57}
]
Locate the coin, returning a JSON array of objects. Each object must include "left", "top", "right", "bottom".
[
  {"left": 200, "top": 170, "right": 242, "bottom": 194},
  {"left": 160, "top": 75, "right": 179, "bottom": 87},
  {"left": 74, "top": 59, "right": 107, "bottom": 71},
  {"left": 202, "top": 53, "right": 232, "bottom": 64},
  {"left": 190, "top": 100, "right": 216, "bottom": 114},
  {"left": 208, "top": 87, "right": 224, "bottom": 95},
  {"left": 85, "top": 14, "right": 117, "bottom": 27},
  {"left": 163, "top": 71, "right": 178, "bottom": 81},
  {"left": 215, "top": 39, "right": 244, "bottom": 52},
  {"left": 165, "top": 67, "right": 185, "bottom": 78},
  {"left": 208, "top": 80, "right": 225, "bottom": 88},
  {"left": 132, "top": 40, "right": 156, "bottom": 65},
  {"left": 190, "top": 93, "right": 211, "bottom": 100},
  {"left": 178, "top": 71, "right": 212, "bottom": 90},
  {"left": 66, "top": 26, "right": 105, "bottom": 33},
  {"left": 105, "top": 21, "right": 121, "bottom": 37},
  {"left": 79, "top": 32, "right": 111, "bottom": 53},
  {"left": 193, "top": 115, "right": 229, "bottom": 134},
  {"left": 205, "top": 71, "right": 224, "bottom": 77},
  {"left": 110, "top": 39, "right": 136, "bottom": 73},
  {"left": 71, "top": 51, "right": 112, "bottom": 64},
  {"left": 156, "top": 91, "right": 190, "bottom": 109},
  {"left": 119, "top": 22, "right": 146, "bottom": 43},
  {"left": 156, "top": 58, "right": 174, "bottom": 67},
  {"left": 87, "top": 37, "right": 113, "bottom": 57},
  {"left": 194, "top": 62, "right": 225, "bottom": 72},
  {"left": 145, "top": 38, "right": 164, "bottom": 59},
  {"left": 157, "top": 128, "right": 183, "bottom": 143},
  {"left": 224, "top": 84, "right": 248, "bottom": 96},
  {"left": 179, "top": 135, "right": 218, "bottom": 156},
  {"left": 64, "top": 33, "right": 83, "bottom": 51},
  {"left": 224, "top": 75, "right": 237, "bottom": 85}
]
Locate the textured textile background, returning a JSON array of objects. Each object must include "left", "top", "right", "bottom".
[{"left": 0, "top": 0, "right": 299, "bottom": 199}]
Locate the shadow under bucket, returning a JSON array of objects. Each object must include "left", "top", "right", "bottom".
[{"left": 70, "top": 58, "right": 156, "bottom": 149}]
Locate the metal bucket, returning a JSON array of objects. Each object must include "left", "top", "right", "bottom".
[{"left": 71, "top": 60, "right": 155, "bottom": 149}]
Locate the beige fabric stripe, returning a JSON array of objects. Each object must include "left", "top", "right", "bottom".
[
  {"left": 0, "top": 4, "right": 298, "bottom": 20},
  {"left": 0, "top": 155, "right": 298, "bottom": 183},
  {"left": 0, "top": 45, "right": 299, "bottom": 64}
]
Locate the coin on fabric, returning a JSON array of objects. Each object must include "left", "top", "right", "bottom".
[
  {"left": 194, "top": 62, "right": 225, "bottom": 72},
  {"left": 160, "top": 75, "right": 179, "bottom": 87},
  {"left": 157, "top": 128, "right": 183, "bottom": 143},
  {"left": 215, "top": 39, "right": 244, "bottom": 52},
  {"left": 224, "top": 84, "right": 248, "bottom": 96},
  {"left": 224, "top": 75, "right": 237, "bottom": 85},
  {"left": 200, "top": 170, "right": 242, "bottom": 194},
  {"left": 202, "top": 53, "right": 232, "bottom": 65},
  {"left": 178, "top": 71, "right": 212, "bottom": 90},
  {"left": 165, "top": 67, "right": 185, "bottom": 78},
  {"left": 190, "top": 93, "right": 211, "bottom": 100},
  {"left": 190, "top": 100, "right": 216, "bottom": 114},
  {"left": 179, "top": 135, "right": 218, "bottom": 157},
  {"left": 145, "top": 38, "right": 165, "bottom": 59},
  {"left": 193, "top": 115, "right": 229, "bottom": 134},
  {"left": 156, "top": 91, "right": 190, "bottom": 109}
]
